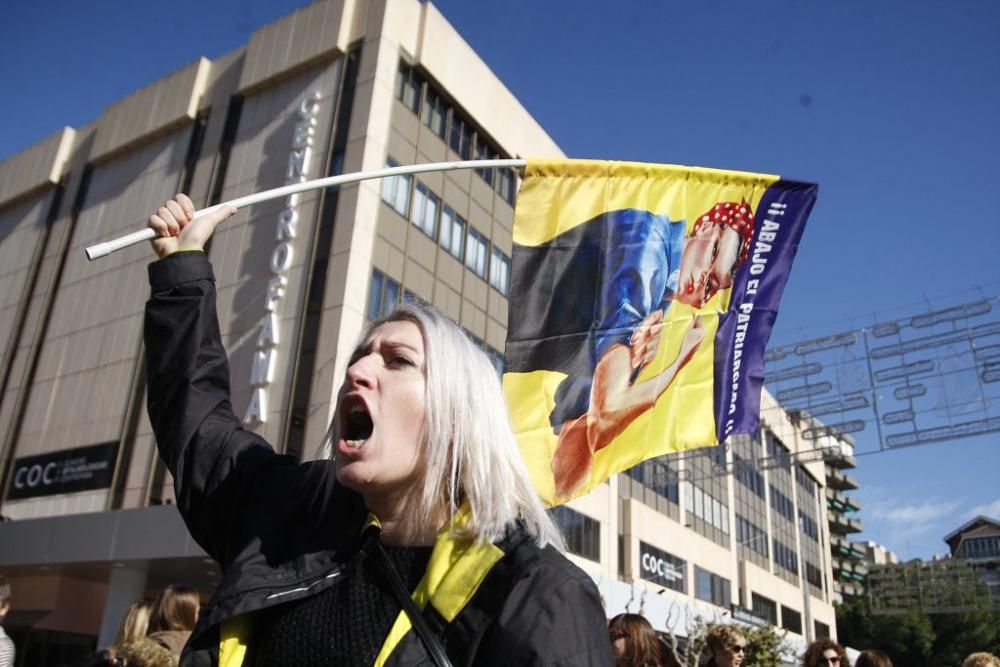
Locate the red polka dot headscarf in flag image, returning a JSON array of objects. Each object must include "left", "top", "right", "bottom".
[{"left": 693, "top": 200, "right": 755, "bottom": 269}]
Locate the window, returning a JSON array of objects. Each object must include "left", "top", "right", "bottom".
[
  {"left": 395, "top": 61, "right": 422, "bottom": 113},
  {"left": 394, "top": 59, "right": 517, "bottom": 202},
  {"left": 550, "top": 506, "right": 600, "bottom": 561},
  {"left": 683, "top": 482, "right": 730, "bottom": 535},
  {"left": 626, "top": 458, "right": 679, "bottom": 504},
  {"left": 814, "top": 621, "right": 831, "bottom": 639},
  {"left": 489, "top": 247, "right": 511, "bottom": 295},
  {"left": 799, "top": 509, "right": 819, "bottom": 541},
  {"left": 766, "top": 431, "right": 791, "bottom": 471},
  {"left": 734, "top": 453, "right": 765, "bottom": 498},
  {"left": 465, "top": 227, "right": 488, "bottom": 278},
  {"left": 402, "top": 289, "right": 422, "bottom": 306},
  {"left": 439, "top": 206, "right": 465, "bottom": 260},
  {"left": 773, "top": 538, "right": 799, "bottom": 575},
  {"left": 694, "top": 566, "right": 731, "bottom": 607},
  {"left": 420, "top": 87, "right": 446, "bottom": 138},
  {"left": 961, "top": 536, "right": 1000, "bottom": 559},
  {"left": 796, "top": 466, "right": 817, "bottom": 499},
  {"left": 496, "top": 167, "right": 516, "bottom": 205},
  {"left": 737, "top": 515, "right": 769, "bottom": 557},
  {"left": 770, "top": 485, "right": 795, "bottom": 522},
  {"left": 781, "top": 606, "right": 803, "bottom": 635},
  {"left": 368, "top": 269, "right": 401, "bottom": 320},
  {"left": 410, "top": 181, "right": 439, "bottom": 239},
  {"left": 752, "top": 593, "right": 778, "bottom": 625},
  {"left": 449, "top": 116, "right": 473, "bottom": 160},
  {"left": 806, "top": 561, "right": 824, "bottom": 589},
  {"left": 381, "top": 159, "right": 411, "bottom": 217},
  {"left": 474, "top": 138, "right": 497, "bottom": 184}
]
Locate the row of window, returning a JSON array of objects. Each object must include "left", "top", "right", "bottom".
[
  {"left": 799, "top": 509, "right": 819, "bottom": 541},
  {"left": 959, "top": 536, "right": 1000, "bottom": 559},
  {"left": 550, "top": 505, "right": 600, "bottom": 561},
  {"left": 395, "top": 61, "right": 517, "bottom": 205},
  {"left": 795, "top": 465, "right": 818, "bottom": 499},
  {"left": 765, "top": 431, "right": 792, "bottom": 472},
  {"left": 381, "top": 159, "right": 512, "bottom": 295},
  {"left": 682, "top": 482, "right": 730, "bottom": 534},
  {"left": 736, "top": 514, "right": 769, "bottom": 557},
  {"left": 367, "top": 269, "right": 506, "bottom": 374},
  {"left": 770, "top": 484, "right": 795, "bottom": 522},
  {"left": 625, "top": 458, "right": 680, "bottom": 504},
  {"left": 694, "top": 566, "right": 732, "bottom": 607},
  {"left": 773, "top": 538, "right": 799, "bottom": 575}
]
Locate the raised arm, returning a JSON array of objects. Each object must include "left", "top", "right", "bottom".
[{"left": 144, "top": 196, "right": 279, "bottom": 565}]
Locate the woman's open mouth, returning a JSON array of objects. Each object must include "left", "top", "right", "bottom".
[{"left": 341, "top": 398, "right": 373, "bottom": 449}]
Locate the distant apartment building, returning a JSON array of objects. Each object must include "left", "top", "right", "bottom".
[
  {"left": 818, "top": 427, "right": 866, "bottom": 601},
  {"left": 944, "top": 515, "right": 1000, "bottom": 608},
  {"left": 0, "top": 0, "right": 840, "bottom": 662},
  {"left": 857, "top": 540, "right": 899, "bottom": 568}
]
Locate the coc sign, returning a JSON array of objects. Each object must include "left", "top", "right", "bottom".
[
  {"left": 7, "top": 442, "right": 118, "bottom": 500},
  {"left": 639, "top": 541, "right": 687, "bottom": 593}
]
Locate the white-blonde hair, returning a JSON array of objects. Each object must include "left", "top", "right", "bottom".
[{"left": 328, "top": 302, "right": 562, "bottom": 548}]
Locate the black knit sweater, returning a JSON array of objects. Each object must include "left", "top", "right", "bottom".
[{"left": 248, "top": 545, "right": 433, "bottom": 666}]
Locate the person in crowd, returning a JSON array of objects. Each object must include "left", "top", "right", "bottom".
[
  {"left": 608, "top": 613, "right": 663, "bottom": 666},
  {"left": 143, "top": 194, "right": 613, "bottom": 666},
  {"left": 90, "top": 600, "right": 155, "bottom": 666},
  {"left": 854, "top": 649, "right": 891, "bottom": 667},
  {"left": 0, "top": 576, "right": 13, "bottom": 667},
  {"left": 704, "top": 623, "right": 747, "bottom": 667},
  {"left": 963, "top": 653, "right": 1000, "bottom": 667},
  {"left": 802, "top": 638, "right": 849, "bottom": 667},
  {"left": 147, "top": 586, "right": 199, "bottom": 656},
  {"left": 114, "top": 600, "right": 154, "bottom": 647},
  {"left": 114, "top": 639, "right": 178, "bottom": 667}
]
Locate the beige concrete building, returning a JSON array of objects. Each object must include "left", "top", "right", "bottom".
[{"left": 0, "top": 0, "right": 838, "bottom": 662}]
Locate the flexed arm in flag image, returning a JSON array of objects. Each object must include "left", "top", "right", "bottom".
[{"left": 504, "top": 160, "right": 816, "bottom": 505}]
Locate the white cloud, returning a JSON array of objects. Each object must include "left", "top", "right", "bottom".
[
  {"left": 870, "top": 499, "right": 959, "bottom": 524},
  {"left": 863, "top": 498, "right": 962, "bottom": 558},
  {"left": 967, "top": 498, "right": 1000, "bottom": 520}
]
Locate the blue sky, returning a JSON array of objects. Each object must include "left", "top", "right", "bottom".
[{"left": 2, "top": 0, "right": 998, "bottom": 560}]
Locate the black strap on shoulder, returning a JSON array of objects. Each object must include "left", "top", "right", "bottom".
[{"left": 373, "top": 541, "right": 453, "bottom": 667}]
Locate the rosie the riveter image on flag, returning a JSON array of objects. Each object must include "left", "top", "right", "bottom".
[{"left": 503, "top": 159, "right": 817, "bottom": 506}]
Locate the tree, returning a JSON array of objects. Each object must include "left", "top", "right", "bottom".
[
  {"left": 657, "top": 604, "right": 791, "bottom": 667},
  {"left": 742, "top": 623, "right": 790, "bottom": 667},
  {"left": 928, "top": 608, "right": 1000, "bottom": 666},
  {"left": 836, "top": 597, "right": 1000, "bottom": 666}
]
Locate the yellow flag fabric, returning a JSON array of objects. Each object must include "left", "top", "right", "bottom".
[{"left": 504, "top": 159, "right": 816, "bottom": 506}]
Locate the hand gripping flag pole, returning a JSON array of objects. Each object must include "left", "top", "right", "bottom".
[{"left": 84, "top": 158, "right": 527, "bottom": 261}]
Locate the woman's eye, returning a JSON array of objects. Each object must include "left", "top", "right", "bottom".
[{"left": 389, "top": 355, "right": 413, "bottom": 367}]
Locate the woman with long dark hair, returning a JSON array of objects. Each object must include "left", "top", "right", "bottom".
[{"left": 608, "top": 613, "right": 663, "bottom": 667}]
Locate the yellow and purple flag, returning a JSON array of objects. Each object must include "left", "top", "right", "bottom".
[{"left": 504, "top": 159, "right": 817, "bottom": 505}]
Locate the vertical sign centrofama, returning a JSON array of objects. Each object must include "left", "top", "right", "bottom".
[{"left": 243, "top": 91, "right": 322, "bottom": 425}]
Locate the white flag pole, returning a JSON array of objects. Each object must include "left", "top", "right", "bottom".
[{"left": 84, "top": 158, "right": 527, "bottom": 261}]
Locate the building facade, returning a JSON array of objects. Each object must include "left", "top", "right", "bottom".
[
  {"left": 0, "top": 0, "right": 837, "bottom": 662},
  {"left": 820, "top": 427, "right": 865, "bottom": 600},
  {"left": 943, "top": 515, "right": 1000, "bottom": 608}
]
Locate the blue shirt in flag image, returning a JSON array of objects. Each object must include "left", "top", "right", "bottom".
[{"left": 504, "top": 159, "right": 816, "bottom": 504}]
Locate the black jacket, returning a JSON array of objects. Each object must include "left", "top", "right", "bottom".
[{"left": 144, "top": 252, "right": 613, "bottom": 666}]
